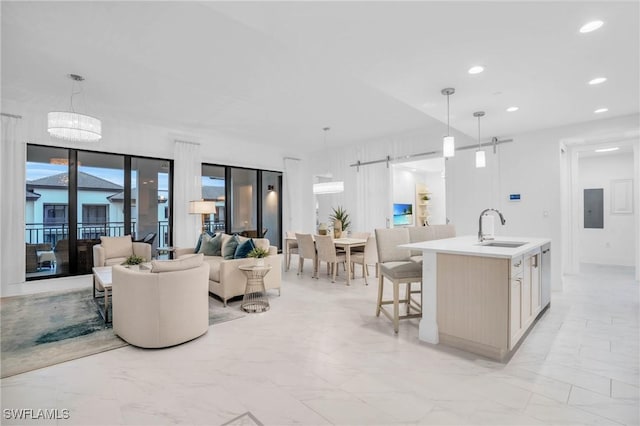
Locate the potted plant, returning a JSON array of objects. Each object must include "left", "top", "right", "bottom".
[
  {"left": 122, "top": 254, "right": 146, "bottom": 270},
  {"left": 247, "top": 247, "right": 269, "bottom": 266},
  {"left": 329, "top": 206, "right": 351, "bottom": 238}
]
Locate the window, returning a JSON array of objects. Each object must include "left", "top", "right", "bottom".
[
  {"left": 82, "top": 205, "right": 108, "bottom": 224},
  {"left": 43, "top": 204, "right": 68, "bottom": 225}
]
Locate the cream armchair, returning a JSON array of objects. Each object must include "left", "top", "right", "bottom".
[
  {"left": 93, "top": 235, "right": 152, "bottom": 267},
  {"left": 112, "top": 254, "right": 210, "bottom": 348}
]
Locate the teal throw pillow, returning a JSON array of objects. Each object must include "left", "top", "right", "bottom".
[
  {"left": 222, "top": 235, "right": 240, "bottom": 259},
  {"left": 210, "top": 232, "right": 223, "bottom": 256},
  {"left": 198, "top": 233, "right": 217, "bottom": 256},
  {"left": 194, "top": 231, "right": 215, "bottom": 253},
  {"left": 234, "top": 238, "right": 256, "bottom": 259}
]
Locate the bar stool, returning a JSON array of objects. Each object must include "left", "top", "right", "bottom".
[{"left": 374, "top": 228, "right": 423, "bottom": 333}]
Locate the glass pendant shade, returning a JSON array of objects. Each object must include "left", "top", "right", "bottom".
[
  {"left": 313, "top": 181, "right": 344, "bottom": 194},
  {"left": 48, "top": 111, "right": 102, "bottom": 142},
  {"left": 443, "top": 136, "right": 455, "bottom": 158},
  {"left": 475, "top": 150, "right": 486, "bottom": 168}
]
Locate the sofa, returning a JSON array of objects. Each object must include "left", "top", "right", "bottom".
[
  {"left": 93, "top": 235, "right": 153, "bottom": 267},
  {"left": 176, "top": 234, "right": 282, "bottom": 307},
  {"left": 112, "top": 254, "right": 210, "bottom": 348}
]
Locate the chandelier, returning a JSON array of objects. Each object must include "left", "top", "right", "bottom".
[{"left": 48, "top": 74, "right": 102, "bottom": 142}]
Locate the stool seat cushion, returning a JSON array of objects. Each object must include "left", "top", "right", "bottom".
[{"left": 379, "top": 261, "right": 422, "bottom": 280}]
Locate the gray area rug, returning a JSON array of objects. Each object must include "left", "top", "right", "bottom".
[{"left": 1, "top": 287, "right": 245, "bottom": 378}]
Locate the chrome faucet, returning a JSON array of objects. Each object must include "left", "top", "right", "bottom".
[{"left": 478, "top": 208, "right": 506, "bottom": 242}]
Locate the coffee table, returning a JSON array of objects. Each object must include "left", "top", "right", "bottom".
[{"left": 92, "top": 266, "right": 113, "bottom": 323}]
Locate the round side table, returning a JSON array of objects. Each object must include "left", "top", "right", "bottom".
[{"left": 239, "top": 265, "right": 272, "bottom": 313}]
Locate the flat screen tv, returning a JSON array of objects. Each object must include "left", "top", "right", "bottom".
[{"left": 393, "top": 203, "right": 413, "bottom": 226}]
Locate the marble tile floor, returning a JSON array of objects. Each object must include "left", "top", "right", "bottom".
[{"left": 1, "top": 262, "right": 638, "bottom": 425}]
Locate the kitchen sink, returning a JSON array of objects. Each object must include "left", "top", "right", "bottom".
[{"left": 480, "top": 241, "right": 528, "bottom": 248}]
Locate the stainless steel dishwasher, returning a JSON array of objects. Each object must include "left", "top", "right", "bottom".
[{"left": 540, "top": 243, "right": 551, "bottom": 308}]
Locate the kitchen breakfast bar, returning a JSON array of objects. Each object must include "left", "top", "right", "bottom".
[{"left": 402, "top": 236, "right": 551, "bottom": 361}]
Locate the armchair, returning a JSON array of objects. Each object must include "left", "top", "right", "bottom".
[{"left": 93, "top": 235, "right": 152, "bottom": 267}]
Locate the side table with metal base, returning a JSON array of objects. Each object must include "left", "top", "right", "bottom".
[{"left": 239, "top": 265, "right": 272, "bottom": 313}]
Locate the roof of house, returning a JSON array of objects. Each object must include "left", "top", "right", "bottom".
[
  {"left": 26, "top": 189, "right": 41, "bottom": 200},
  {"left": 27, "top": 171, "right": 123, "bottom": 191}
]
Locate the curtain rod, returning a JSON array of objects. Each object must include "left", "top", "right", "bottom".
[
  {"left": 349, "top": 137, "right": 513, "bottom": 170},
  {"left": 1, "top": 112, "right": 22, "bottom": 119}
]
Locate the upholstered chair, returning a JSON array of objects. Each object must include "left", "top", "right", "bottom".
[
  {"left": 350, "top": 236, "right": 378, "bottom": 285},
  {"left": 374, "top": 228, "right": 423, "bottom": 333},
  {"left": 315, "top": 234, "right": 347, "bottom": 283},
  {"left": 112, "top": 254, "right": 209, "bottom": 348},
  {"left": 295, "top": 233, "right": 317, "bottom": 278},
  {"left": 93, "top": 235, "right": 152, "bottom": 267},
  {"left": 285, "top": 231, "right": 300, "bottom": 271}
]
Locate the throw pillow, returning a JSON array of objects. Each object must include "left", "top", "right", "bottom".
[
  {"left": 210, "top": 232, "right": 224, "bottom": 256},
  {"left": 151, "top": 253, "right": 204, "bottom": 272},
  {"left": 198, "top": 233, "right": 218, "bottom": 256},
  {"left": 194, "top": 231, "right": 215, "bottom": 253},
  {"left": 234, "top": 238, "right": 256, "bottom": 259},
  {"left": 100, "top": 235, "right": 133, "bottom": 259},
  {"left": 222, "top": 235, "right": 240, "bottom": 260}
]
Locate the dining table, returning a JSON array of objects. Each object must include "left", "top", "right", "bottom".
[{"left": 284, "top": 235, "right": 367, "bottom": 285}]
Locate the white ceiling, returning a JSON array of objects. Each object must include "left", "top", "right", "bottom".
[{"left": 2, "top": 1, "right": 638, "bottom": 153}]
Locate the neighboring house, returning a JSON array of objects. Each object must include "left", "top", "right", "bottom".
[{"left": 25, "top": 171, "right": 168, "bottom": 244}]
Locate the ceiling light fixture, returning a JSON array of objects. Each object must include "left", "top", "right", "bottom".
[
  {"left": 579, "top": 20, "right": 604, "bottom": 33},
  {"left": 474, "top": 111, "right": 486, "bottom": 168},
  {"left": 313, "top": 127, "right": 344, "bottom": 195},
  {"left": 506, "top": 106, "right": 519, "bottom": 112},
  {"left": 588, "top": 77, "right": 607, "bottom": 85},
  {"left": 594, "top": 108, "right": 609, "bottom": 114},
  {"left": 48, "top": 74, "right": 101, "bottom": 142},
  {"left": 595, "top": 147, "right": 619, "bottom": 153},
  {"left": 468, "top": 66, "right": 484, "bottom": 75},
  {"left": 441, "top": 88, "right": 456, "bottom": 158}
]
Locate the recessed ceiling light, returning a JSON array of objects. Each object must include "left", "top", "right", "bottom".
[
  {"left": 595, "top": 147, "right": 619, "bottom": 153},
  {"left": 588, "top": 77, "right": 607, "bottom": 85},
  {"left": 594, "top": 108, "right": 608, "bottom": 114},
  {"left": 468, "top": 66, "right": 484, "bottom": 75},
  {"left": 506, "top": 106, "right": 519, "bottom": 112},
  {"left": 580, "top": 20, "right": 603, "bottom": 33}
]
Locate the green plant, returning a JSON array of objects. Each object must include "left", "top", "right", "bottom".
[
  {"left": 422, "top": 195, "right": 430, "bottom": 201},
  {"left": 329, "top": 206, "right": 351, "bottom": 231},
  {"left": 247, "top": 247, "right": 269, "bottom": 258},
  {"left": 123, "top": 254, "right": 145, "bottom": 265}
]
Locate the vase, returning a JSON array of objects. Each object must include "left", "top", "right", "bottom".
[
  {"left": 255, "top": 258, "right": 265, "bottom": 267},
  {"left": 334, "top": 220, "right": 342, "bottom": 238}
]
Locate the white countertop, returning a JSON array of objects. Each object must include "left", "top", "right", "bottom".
[{"left": 400, "top": 235, "right": 551, "bottom": 259}]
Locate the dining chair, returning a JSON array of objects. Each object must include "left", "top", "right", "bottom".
[
  {"left": 315, "top": 234, "right": 347, "bottom": 283},
  {"left": 285, "top": 231, "right": 299, "bottom": 271},
  {"left": 349, "top": 231, "right": 371, "bottom": 254},
  {"left": 350, "top": 236, "right": 378, "bottom": 285},
  {"left": 374, "top": 228, "right": 423, "bottom": 333},
  {"left": 295, "top": 233, "right": 317, "bottom": 278}
]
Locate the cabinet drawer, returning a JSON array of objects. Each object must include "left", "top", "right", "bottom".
[{"left": 511, "top": 255, "right": 524, "bottom": 277}]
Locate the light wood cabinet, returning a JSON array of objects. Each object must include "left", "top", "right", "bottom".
[{"left": 437, "top": 250, "right": 544, "bottom": 360}]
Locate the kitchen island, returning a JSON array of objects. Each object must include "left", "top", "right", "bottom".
[{"left": 401, "top": 236, "right": 551, "bottom": 361}]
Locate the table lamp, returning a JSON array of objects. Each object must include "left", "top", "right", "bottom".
[{"left": 189, "top": 200, "right": 217, "bottom": 233}]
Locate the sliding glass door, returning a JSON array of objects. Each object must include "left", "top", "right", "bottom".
[
  {"left": 25, "top": 144, "right": 173, "bottom": 280},
  {"left": 201, "top": 163, "right": 282, "bottom": 251}
]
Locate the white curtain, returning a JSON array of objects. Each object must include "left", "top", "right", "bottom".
[
  {"left": 173, "top": 140, "right": 202, "bottom": 248},
  {"left": 283, "top": 157, "right": 305, "bottom": 233},
  {"left": 1, "top": 116, "right": 26, "bottom": 286}
]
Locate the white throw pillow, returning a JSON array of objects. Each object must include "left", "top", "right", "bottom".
[
  {"left": 253, "top": 238, "right": 270, "bottom": 251},
  {"left": 100, "top": 235, "right": 133, "bottom": 259},
  {"left": 151, "top": 253, "right": 204, "bottom": 273}
]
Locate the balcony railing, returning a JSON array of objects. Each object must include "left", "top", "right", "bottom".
[{"left": 25, "top": 221, "right": 172, "bottom": 247}]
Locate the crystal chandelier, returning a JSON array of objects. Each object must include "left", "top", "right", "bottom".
[{"left": 48, "top": 74, "right": 102, "bottom": 142}]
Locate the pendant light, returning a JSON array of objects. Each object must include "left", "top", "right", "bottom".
[
  {"left": 441, "top": 88, "right": 455, "bottom": 157},
  {"left": 48, "top": 74, "right": 102, "bottom": 142},
  {"left": 313, "top": 127, "right": 344, "bottom": 195},
  {"left": 474, "top": 111, "right": 486, "bottom": 168}
]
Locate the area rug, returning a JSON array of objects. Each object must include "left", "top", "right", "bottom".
[{"left": 1, "top": 287, "right": 245, "bottom": 378}]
